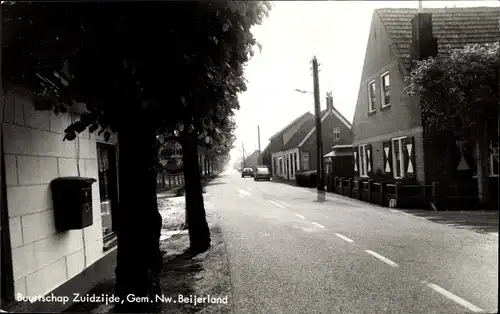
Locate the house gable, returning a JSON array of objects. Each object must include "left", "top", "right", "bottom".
[
  {"left": 352, "top": 6, "right": 500, "bottom": 146},
  {"left": 301, "top": 110, "right": 353, "bottom": 150},
  {"left": 351, "top": 10, "right": 422, "bottom": 144},
  {"left": 298, "top": 109, "right": 354, "bottom": 171}
]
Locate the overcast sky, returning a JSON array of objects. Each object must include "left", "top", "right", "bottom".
[{"left": 230, "top": 0, "right": 500, "bottom": 165}]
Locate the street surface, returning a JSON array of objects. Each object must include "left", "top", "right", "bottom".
[{"left": 203, "top": 170, "right": 498, "bottom": 314}]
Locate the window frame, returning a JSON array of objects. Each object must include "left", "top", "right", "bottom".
[
  {"left": 471, "top": 141, "right": 498, "bottom": 178},
  {"left": 391, "top": 136, "right": 406, "bottom": 179},
  {"left": 358, "top": 144, "right": 368, "bottom": 177},
  {"left": 333, "top": 127, "right": 341, "bottom": 141},
  {"left": 302, "top": 151, "right": 310, "bottom": 171},
  {"left": 368, "top": 80, "right": 377, "bottom": 113},
  {"left": 294, "top": 152, "right": 298, "bottom": 173},
  {"left": 380, "top": 71, "right": 391, "bottom": 108}
]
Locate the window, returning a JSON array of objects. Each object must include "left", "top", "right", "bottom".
[
  {"left": 391, "top": 137, "right": 406, "bottom": 179},
  {"left": 279, "top": 157, "right": 283, "bottom": 175},
  {"left": 358, "top": 144, "right": 368, "bottom": 177},
  {"left": 97, "top": 143, "right": 119, "bottom": 249},
  {"left": 285, "top": 155, "right": 290, "bottom": 176},
  {"left": 293, "top": 153, "right": 296, "bottom": 172},
  {"left": 368, "top": 81, "right": 376, "bottom": 112},
  {"left": 273, "top": 157, "right": 277, "bottom": 175},
  {"left": 381, "top": 72, "right": 390, "bottom": 107},
  {"left": 333, "top": 127, "right": 341, "bottom": 141},
  {"left": 302, "top": 151, "right": 310, "bottom": 170}
]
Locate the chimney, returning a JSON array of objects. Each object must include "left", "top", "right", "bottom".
[
  {"left": 326, "top": 91, "right": 333, "bottom": 112},
  {"left": 410, "top": 12, "right": 438, "bottom": 67}
]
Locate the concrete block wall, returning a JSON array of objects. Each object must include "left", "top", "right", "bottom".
[{"left": 2, "top": 89, "right": 118, "bottom": 298}]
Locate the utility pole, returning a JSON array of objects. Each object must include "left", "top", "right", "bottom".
[
  {"left": 257, "top": 125, "right": 261, "bottom": 165},
  {"left": 312, "top": 56, "right": 325, "bottom": 192}
]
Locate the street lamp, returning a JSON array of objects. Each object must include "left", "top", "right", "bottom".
[
  {"left": 294, "top": 89, "right": 313, "bottom": 94},
  {"left": 294, "top": 82, "right": 326, "bottom": 201},
  {"left": 292, "top": 57, "right": 325, "bottom": 200}
]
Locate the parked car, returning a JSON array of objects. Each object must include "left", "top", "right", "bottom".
[
  {"left": 254, "top": 167, "right": 271, "bottom": 181},
  {"left": 241, "top": 168, "right": 254, "bottom": 178}
]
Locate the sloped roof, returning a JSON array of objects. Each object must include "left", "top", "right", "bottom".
[
  {"left": 268, "top": 112, "right": 313, "bottom": 141},
  {"left": 283, "top": 109, "right": 327, "bottom": 150},
  {"left": 262, "top": 143, "right": 271, "bottom": 154},
  {"left": 376, "top": 7, "right": 500, "bottom": 70}
]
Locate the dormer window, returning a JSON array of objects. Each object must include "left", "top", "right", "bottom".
[
  {"left": 381, "top": 71, "right": 391, "bottom": 107},
  {"left": 368, "top": 80, "right": 376, "bottom": 112}
]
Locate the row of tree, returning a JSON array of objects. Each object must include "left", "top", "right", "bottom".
[{"left": 3, "top": 1, "right": 271, "bottom": 312}]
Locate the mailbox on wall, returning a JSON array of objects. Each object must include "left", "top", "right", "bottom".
[{"left": 51, "top": 177, "right": 96, "bottom": 232}]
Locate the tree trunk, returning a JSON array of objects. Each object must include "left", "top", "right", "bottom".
[
  {"left": 476, "top": 137, "right": 491, "bottom": 207},
  {"left": 203, "top": 155, "right": 208, "bottom": 176},
  {"left": 114, "top": 118, "right": 162, "bottom": 313},
  {"left": 207, "top": 156, "right": 211, "bottom": 175},
  {"left": 182, "top": 133, "right": 211, "bottom": 253}
]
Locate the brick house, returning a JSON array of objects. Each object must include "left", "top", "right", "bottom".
[
  {"left": 351, "top": 7, "right": 499, "bottom": 196},
  {"left": 271, "top": 94, "right": 353, "bottom": 180},
  {"left": 269, "top": 112, "right": 313, "bottom": 178},
  {"left": 1, "top": 84, "right": 119, "bottom": 312}
]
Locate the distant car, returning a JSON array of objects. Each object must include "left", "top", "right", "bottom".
[
  {"left": 241, "top": 168, "right": 254, "bottom": 178},
  {"left": 254, "top": 167, "right": 271, "bottom": 181}
]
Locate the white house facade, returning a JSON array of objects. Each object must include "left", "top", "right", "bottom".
[{"left": 1, "top": 86, "right": 118, "bottom": 312}]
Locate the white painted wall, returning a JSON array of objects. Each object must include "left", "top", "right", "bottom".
[
  {"left": 271, "top": 152, "right": 284, "bottom": 176},
  {"left": 3, "top": 89, "right": 117, "bottom": 298},
  {"left": 282, "top": 148, "right": 300, "bottom": 180},
  {"left": 271, "top": 148, "right": 300, "bottom": 180}
]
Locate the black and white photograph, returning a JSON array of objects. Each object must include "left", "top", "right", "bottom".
[{"left": 0, "top": 1, "right": 498, "bottom": 313}]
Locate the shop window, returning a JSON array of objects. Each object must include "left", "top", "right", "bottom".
[{"left": 97, "top": 143, "right": 119, "bottom": 248}]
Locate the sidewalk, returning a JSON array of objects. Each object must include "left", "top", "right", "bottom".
[
  {"left": 65, "top": 174, "right": 232, "bottom": 313},
  {"left": 270, "top": 177, "right": 499, "bottom": 236},
  {"left": 393, "top": 209, "right": 499, "bottom": 236}
]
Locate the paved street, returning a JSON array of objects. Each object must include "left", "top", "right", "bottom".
[{"left": 203, "top": 170, "right": 498, "bottom": 314}]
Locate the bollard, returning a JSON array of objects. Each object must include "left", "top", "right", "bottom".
[
  {"left": 380, "top": 182, "right": 386, "bottom": 206},
  {"left": 395, "top": 182, "right": 403, "bottom": 208},
  {"left": 368, "top": 179, "right": 373, "bottom": 203},
  {"left": 358, "top": 180, "right": 363, "bottom": 200}
]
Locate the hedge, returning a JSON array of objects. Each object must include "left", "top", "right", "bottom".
[{"left": 295, "top": 170, "right": 317, "bottom": 187}]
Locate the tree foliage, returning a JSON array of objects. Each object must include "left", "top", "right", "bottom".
[
  {"left": 3, "top": 2, "right": 272, "bottom": 311},
  {"left": 405, "top": 42, "right": 500, "bottom": 139},
  {"left": 3, "top": 1, "right": 272, "bottom": 140}
]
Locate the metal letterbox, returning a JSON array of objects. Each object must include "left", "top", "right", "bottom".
[{"left": 51, "top": 177, "right": 97, "bottom": 232}]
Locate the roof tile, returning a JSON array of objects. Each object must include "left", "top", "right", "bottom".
[
  {"left": 376, "top": 7, "right": 500, "bottom": 71},
  {"left": 282, "top": 109, "right": 328, "bottom": 151}
]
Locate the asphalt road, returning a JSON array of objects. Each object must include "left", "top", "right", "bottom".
[{"left": 203, "top": 170, "right": 498, "bottom": 314}]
